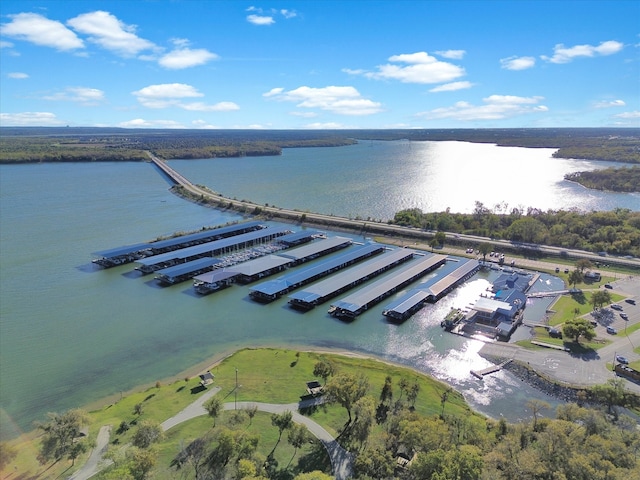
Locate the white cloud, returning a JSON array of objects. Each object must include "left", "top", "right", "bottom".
[
  {"left": 159, "top": 47, "right": 219, "bottom": 69},
  {"left": 359, "top": 51, "right": 465, "bottom": 84},
  {"left": 541, "top": 40, "right": 624, "bottom": 64},
  {"left": 191, "top": 119, "right": 219, "bottom": 129},
  {"left": 429, "top": 81, "right": 473, "bottom": 92},
  {"left": 7, "top": 72, "right": 29, "bottom": 79},
  {"left": 1, "top": 40, "right": 15, "bottom": 48},
  {"left": 43, "top": 87, "right": 105, "bottom": 105},
  {"left": 247, "top": 14, "right": 275, "bottom": 25},
  {"left": 594, "top": 99, "right": 626, "bottom": 109},
  {"left": 280, "top": 9, "right": 297, "bottom": 19},
  {"left": 304, "top": 122, "right": 349, "bottom": 129},
  {"left": 0, "top": 111, "right": 65, "bottom": 126},
  {"left": 419, "top": 94, "right": 548, "bottom": 121},
  {"left": 264, "top": 85, "right": 383, "bottom": 115},
  {"left": 132, "top": 83, "right": 238, "bottom": 111},
  {"left": 118, "top": 118, "right": 186, "bottom": 128},
  {"left": 435, "top": 49, "right": 466, "bottom": 60},
  {"left": 500, "top": 56, "right": 536, "bottom": 70},
  {"left": 1, "top": 12, "right": 84, "bottom": 51},
  {"left": 67, "top": 11, "right": 156, "bottom": 57},
  {"left": 613, "top": 111, "right": 640, "bottom": 119}
]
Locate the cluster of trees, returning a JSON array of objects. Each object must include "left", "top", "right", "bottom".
[
  {"left": 391, "top": 204, "right": 640, "bottom": 257},
  {"left": 566, "top": 166, "right": 640, "bottom": 193},
  {"left": 317, "top": 360, "right": 640, "bottom": 479}
]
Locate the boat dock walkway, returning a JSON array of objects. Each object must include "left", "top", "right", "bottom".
[
  {"left": 330, "top": 254, "right": 447, "bottom": 320},
  {"left": 471, "top": 359, "right": 512, "bottom": 379},
  {"left": 288, "top": 248, "right": 414, "bottom": 311}
]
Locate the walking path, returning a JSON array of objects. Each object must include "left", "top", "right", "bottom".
[{"left": 70, "top": 389, "right": 352, "bottom": 480}]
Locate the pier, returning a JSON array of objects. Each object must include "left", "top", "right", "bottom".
[
  {"left": 330, "top": 254, "right": 447, "bottom": 320},
  {"left": 471, "top": 359, "right": 512, "bottom": 379},
  {"left": 288, "top": 248, "right": 414, "bottom": 311}
]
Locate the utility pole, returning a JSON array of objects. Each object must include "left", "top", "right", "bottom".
[{"left": 235, "top": 368, "right": 238, "bottom": 410}]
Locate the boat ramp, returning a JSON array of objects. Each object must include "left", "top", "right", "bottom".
[
  {"left": 288, "top": 248, "right": 415, "bottom": 311},
  {"left": 382, "top": 259, "right": 480, "bottom": 322},
  {"left": 92, "top": 220, "right": 264, "bottom": 268},
  {"left": 249, "top": 242, "right": 384, "bottom": 302}
]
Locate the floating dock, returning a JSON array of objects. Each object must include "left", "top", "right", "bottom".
[
  {"left": 383, "top": 259, "right": 480, "bottom": 322},
  {"left": 275, "top": 236, "right": 352, "bottom": 266},
  {"left": 91, "top": 221, "right": 264, "bottom": 268},
  {"left": 226, "top": 255, "right": 293, "bottom": 284},
  {"left": 329, "top": 254, "right": 447, "bottom": 320},
  {"left": 288, "top": 248, "right": 414, "bottom": 311},
  {"left": 249, "top": 243, "right": 385, "bottom": 302},
  {"left": 135, "top": 226, "right": 290, "bottom": 274},
  {"left": 193, "top": 270, "right": 240, "bottom": 295},
  {"left": 471, "top": 359, "right": 512, "bottom": 379},
  {"left": 155, "top": 257, "right": 222, "bottom": 286}
]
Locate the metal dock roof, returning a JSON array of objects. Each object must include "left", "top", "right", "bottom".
[
  {"left": 278, "top": 230, "right": 320, "bottom": 245},
  {"left": 288, "top": 248, "right": 414, "bottom": 306},
  {"left": 330, "top": 254, "right": 447, "bottom": 316},
  {"left": 421, "top": 259, "right": 480, "bottom": 298},
  {"left": 250, "top": 243, "right": 384, "bottom": 298},
  {"left": 193, "top": 269, "right": 239, "bottom": 284},
  {"left": 136, "top": 226, "right": 289, "bottom": 267},
  {"left": 148, "top": 221, "right": 264, "bottom": 251},
  {"left": 93, "top": 242, "right": 152, "bottom": 259},
  {"left": 227, "top": 255, "right": 293, "bottom": 276},
  {"left": 276, "top": 236, "right": 352, "bottom": 262},
  {"left": 155, "top": 257, "right": 222, "bottom": 280}
]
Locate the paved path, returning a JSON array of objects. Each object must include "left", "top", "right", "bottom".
[{"left": 70, "top": 390, "right": 352, "bottom": 480}]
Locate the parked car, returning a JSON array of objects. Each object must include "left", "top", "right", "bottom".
[
  {"left": 564, "top": 268, "right": 569, "bottom": 274},
  {"left": 607, "top": 326, "right": 618, "bottom": 334},
  {"left": 604, "top": 284, "right": 613, "bottom": 289},
  {"left": 616, "top": 355, "right": 629, "bottom": 365},
  {"left": 611, "top": 304, "right": 623, "bottom": 311},
  {"left": 621, "top": 313, "right": 628, "bottom": 320},
  {"left": 625, "top": 299, "right": 636, "bottom": 305},
  {"left": 555, "top": 267, "right": 560, "bottom": 273}
]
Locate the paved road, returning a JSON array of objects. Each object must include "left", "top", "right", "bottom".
[{"left": 71, "top": 389, "right": 352, "bottom": 480}]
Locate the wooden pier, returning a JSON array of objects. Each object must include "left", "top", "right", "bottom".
[{"left": 471, "top": 359, "right": 512, "bottom": 379}]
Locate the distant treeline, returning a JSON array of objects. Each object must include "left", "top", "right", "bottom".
[
  {"left": 1, "top": 127, "right": 638, "bottom": 163},
  {"left": 391, "top": 204, "right": 640, "bottom": 257},
  {"left": 565, "top": 166, "right": 640, "bottom": 192}
]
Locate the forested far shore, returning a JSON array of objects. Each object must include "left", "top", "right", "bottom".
[
  {"left": 391, "top": 205, "right": 640, "bottom": 258},
  {"left": 565, "top": 166, "right": 640, "bottom": 193},
  {"left": 0, "top": 127, "right": 638, "bottom": 163}
]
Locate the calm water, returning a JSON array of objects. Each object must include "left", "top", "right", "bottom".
[
  {"left": 1, "top": 141, "right": 636, "bottom": 439},
  {"left": 170, "top": 140, "right": 640, "bottom": 219}
]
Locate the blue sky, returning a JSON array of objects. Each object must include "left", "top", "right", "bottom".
[{"left": 1, "top": 0, "right": 638, "bottom": 129}]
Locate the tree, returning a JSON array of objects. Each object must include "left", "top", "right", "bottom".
[
  {"left": 133, "top": 403, "right": 144, "bottom": 417},
  {"left": 380, "top": 375, "right": 393, "bottom": 405},
  {"left": 407, "top": 381, "right": 420, "bottom": 407},
  {"left": 312, "top": 358, "right": 337, "bottom": 385},
  {"left": 0, "top": 442, "right": 18, "bottom": 470},
  {"left": 271, "top": 410, "right": 293, "bottom": 444},
  {"left": 526, "top": 399, "right": 550, "bottom": 431},
  {"left": 126, "top": 447, "right": 157, "bottom": 480},
  {"left": 575, "top": 258, "right": 593, "bottom": 274},
  {"left": 562, "top": 318, "right": 595, "bottom": 344},
  {"left": 293, "top": 471, "right": 333, "bottom": 480},
  {"left": 591, "top": 378, "right": 628, "bottom": 415},
  {"left": 131, "top": 420, "right": 163, "bottom": 449},
  {"left": 590, "top": 290, "right": 612, "bottom": 310},
  {"left": 204, "top": 396, "right": 223, "bottom": 428},
  {"left": 478, "top": 242, "right": 492, "bottom": 262},
  {"left": 325, "top": 372, "right": 369, "bottom": 424},
  {"left": 36, "top": 408, "right": 89, "bottom": 464},
  {"left": 434, "top": 231, "right": 446, "bottom": 247},
  {"left": 245, "top": 404, "right": 258, "bottom": 425},
  {"left": 567, "top": 269, "right": 583, "bottom": 289},
  {"left": 287, "top": 423, "right": 309, "bottom": 465}
]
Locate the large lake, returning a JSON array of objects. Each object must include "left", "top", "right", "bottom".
[{"left": 1, "top": 140, "right": 638, "bottom": 439}]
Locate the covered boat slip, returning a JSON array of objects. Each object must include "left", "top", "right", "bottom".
[
  {"left": 288, "top": 248, "right": 414, "bottom": 310},
  {"left": 135, "top": 226, "right": 290, "bottom": 274},
  {"left": 277, "top": 230, "right": 322, "bottom": 247},
  {"left": 226, "top": 255, "right": 293, "bottom": 283},
  {"left": 91, "top": 220, "right": 264, "bottom": 268},
  {"left": 249, "top": 242, "right": 385, "bottom": 302},
  {"left": 382, "top": 259, "right": 481, "bottom": 322},
  {"left": 275, "top": 236, "right": 352, "bottom": 266},
  {"left": 155, "top": 257, "right": 222, "bottom": 285},
  {"left": 329, "top": 254, "right": 447, "bottom": 320},
  {"left": 193, "top": 270, "right": 239, "bottom": 295}
]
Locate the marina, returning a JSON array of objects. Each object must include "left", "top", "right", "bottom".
[
  {"left": 225, "top": 255, "right": 293, "bottom": 284},
  {"left": 134, "top": 226, "right": 291, "bottom": 274},
  {"left": 382, "top": 260, "right": 480, "bottom": 322},
  {"left": 91, "top": 220, "right": 264, "bottom": 267},
  {"left": 154, "top": 257, "right": 223, "bottom": 286},
  {"left": 249, "top": 243, "right": 385, "bottom": 302},
  {"left": 288, "top": 248, "right": 415, "bottom": 311},
  {"left": 329, "top": 254, "right": 448, "bottom": 320}
]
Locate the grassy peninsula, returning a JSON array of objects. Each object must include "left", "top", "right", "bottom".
[
  {"left": 3, "top": 348, "right": 640, "bottom": 480},
  {"left": 565, "top": 165, "right": 640, "bottom": 193}
]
